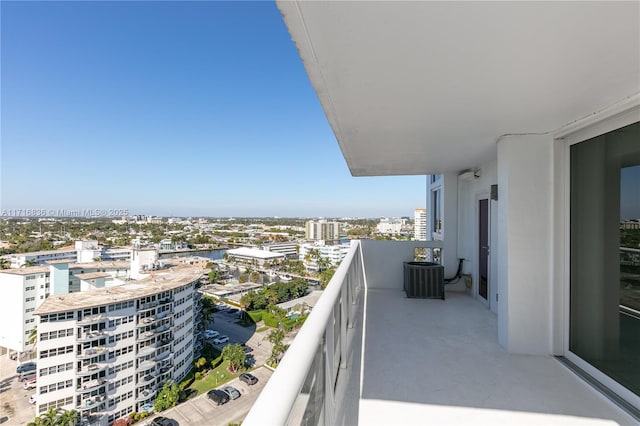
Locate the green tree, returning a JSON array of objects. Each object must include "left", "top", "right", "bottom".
[
  {"left": 319, "top": 267, "right": 337, "bottom": 288},
  {"left": 0, "top": 258, "right": 10, "bottom": 269},
  {"left": 27, "top": 325, "right": 38, "bottom": 357},
  {"left": 22, "top": 259, "right": 38, "bottom": 267},
  {"left": 154, "top": 381, "right": 180, "bottom": 412},
  {"left": 57, "top": 410, "right": 80, "bottom": 426},
  {"left": 208, "top": 268, "right": 220, "bottom": 283},
  {"left": 222, "top": 344, "right": 246, "bottom": 373},
  {"left": 267, "top": 328, "right": 286, "bottom": 366},
  {"left": 194, "top": 356, "right": 207, "bottom": 371}
]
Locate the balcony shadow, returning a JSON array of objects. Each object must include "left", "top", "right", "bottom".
[{"left": 358, "top": 289, "right": 635, "bottom": 425}]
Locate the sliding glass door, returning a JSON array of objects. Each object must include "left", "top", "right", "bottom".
[{"left": 570, "top": 121, "right": 640, "bottom": 401}]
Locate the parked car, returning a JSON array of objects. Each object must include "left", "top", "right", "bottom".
[
  {"left": 241, "top": 344, "right": 253, "bottom": 353},
  {"left": 205, "top": 330, "right": 219, "bottom": 339},
  {"left": 239, "top": 373, "right": 258, "bottom": 385},
  {"left": 29, "top": 394, "right": 36, "bottom": 404},
  {"left": 23, "top": 377, "right": 37, "bottom": 390},
  {"left": 212, "top": 336, "right": 229, "bottom": 345},
  {"left": 16, "top": 362, "right": 36, "bottom": 373},
  {"left": 226, "top": 308, "right": 238, "bottom": 314},
  {"left": 221, "top": 385, "right": 241, "bottom": 400},
  {"left": 19, "top": 371, "right": 36, "bottom": 382},
  {"left": 207, "top": 389, "right": 230, "bottom": 405},
  {"left": 150, "top": 416, "right": 175, "bottom": 426}
]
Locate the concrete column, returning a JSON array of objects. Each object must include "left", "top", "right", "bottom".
[
  {"left": 441, "top": 172, "right": 459, "bottom": 279},
  {"left": 497, "top": 134, "right": 554, "bottom": 355}
]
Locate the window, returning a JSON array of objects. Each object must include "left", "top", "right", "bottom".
[{"left": 570, "top": 121, "right": 640, "bottom": 398}]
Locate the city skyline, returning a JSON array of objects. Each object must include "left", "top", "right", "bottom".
[{"left": 1, "top": 1, "right": 425, "bottom": 218}]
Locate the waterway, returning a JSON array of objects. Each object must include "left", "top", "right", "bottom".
[{"left": 158, "top": 249, "right": 227, "bottom": 261}]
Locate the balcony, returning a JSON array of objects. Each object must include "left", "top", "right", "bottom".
[
  {"left": 136, "top": 389, "right": 157, "bottom": 403},
  {"left": 77, "top": 395, "right": 106, "bottom": 412},
  {"left": 137, "top": 316, "right": 158, "bottom": 328},
  {"left": 77, "top": 362, "right": 109, "bottom": 376},
  {"left": 139, "top": 300, "right": 158, "bottom": 311},
  {"left": 138, "top": 330, "right": 156, "bottom": 342},
  {"left": 137, "top": 344, "right": 157, "bottom": 358},
  {"left": 77, "top": 347, "right": 110, "bottom": 360},
  {"left": 136, "top": 360, "right": 156, "bottom": 373},
  {"left": 77, "top": 379, "right": 106, "bottom": 393},
  {"left": 77, "top": 330, "right": 107, "bottom": 343},
  {"left": 78, "top": 314, "right": 107, "bottom": 326},
  {"left": 156, "top": 310, "right": 172, "bottom": 320},
  {"left": 156, "top": 350, "right": 172, "bottom": 362},
  {"left": 137, "top": 374, "right": 156, "bottom": 387},
  {"left": 245, "top": 240, "right": 637, "bottom": 425},
  {"left": 156, "top": 323, "right": 171, "bottom": 333}
]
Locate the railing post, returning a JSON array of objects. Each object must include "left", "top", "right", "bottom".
[{"left": 340, "top": 282, "right": 348, "bottom": 369}]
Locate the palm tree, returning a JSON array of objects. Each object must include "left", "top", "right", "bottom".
[
  {"left": 41, "top": 408, "right": 60, "bottom": 425},
  {"left": 57, "top": 409, "right": 80, "bottom": 426},
  {"left": 267, "top": 328, "right": 287, "bottom": 366},
  {"left": 0, "top": 258, "right": 10, "bottom": 270},
  {"left": 22, "top": 259, "right": 38, "bottom": 267},
  {"left": 27, "top": 325, "right": 38, "bottom": 358}
]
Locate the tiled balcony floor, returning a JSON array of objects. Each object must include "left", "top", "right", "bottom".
[{"left": 357, "top": 289, "right": 637, "bottom": 425}]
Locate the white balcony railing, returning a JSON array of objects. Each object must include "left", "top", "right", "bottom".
[{"left": 245, "top": 240, "right": 366, "bottom": 425}]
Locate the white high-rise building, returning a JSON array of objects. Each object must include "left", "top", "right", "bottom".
[
  {"left": 33, "top": 263, "right": 201, "bottom": 425},
  {"left": 413, "top": 208, "right": 427, "bottom": 241},
  {"left": 0, "top": 261, "right": 131, "bottom": 354}
]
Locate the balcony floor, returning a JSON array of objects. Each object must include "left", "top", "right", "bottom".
[{"left": 356, "top": 289, "right": 637, "bottom": 425}]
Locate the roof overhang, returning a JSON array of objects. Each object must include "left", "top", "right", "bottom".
[{"left": 277, "top": 1, "right": 640, "bottom": 176}]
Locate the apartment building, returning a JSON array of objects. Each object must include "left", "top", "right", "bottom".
[
  {"left": 0, "top": 261, "right": 130, "bottom": 354},
  {"left": 5, "top": 248, "right": 78, "bottom": 268},
  {"left": 4, "top": 240, "right": 132, "bottom": 268},
  {"left": 375, "top": 218, "right": 404, "bottom": 235},
  {"left": 299, "top": 242, "right": 350, "bottom": 272},
  {"left": 305, "top": 220, "right": 340, "bottom": 244},
  {"left": 413, "top": 208, "right": 427, "bottom": 241},
  {"left": 225, "top": 247, "right": 285, "bottom": 267},
  {"left": 33, "top": 264, "right": 201, "bottom": 426},
  {"left": 261, "top": 242, "right": 299, "bottom": 258}
]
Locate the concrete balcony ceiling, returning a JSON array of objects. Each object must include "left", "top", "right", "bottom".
[{"left": 277, "top": 1, "right": 640, "bottom": 176}]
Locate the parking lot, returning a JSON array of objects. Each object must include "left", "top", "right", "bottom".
[
  {"left": 0, "top": 307, "right": 278, "bottom": 426},
  {"left": 149, "top": 367, "right": 272, "bottom": 426},
  {"left": 0, "top": 354, "right": 38, "bottom": 425},
  {"left": 205, "top": 308, "right": 273, "bottom": 366}
]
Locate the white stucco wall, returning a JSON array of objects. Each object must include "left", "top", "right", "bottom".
[
  {"left": 456, "top": 160, "right": 498, "bottom": 312},
  {"left": 497, "top": 134, "right": 554, "bottom": 355}
]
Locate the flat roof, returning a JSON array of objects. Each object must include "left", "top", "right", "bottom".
[
  {"left": 0, "top": 260, "right": 131, "bottom": 276},
  {"left": 8, "top": 248, "right": 76, "bottom": 257},
  {"left": 277, "top": 290, "right": 324, "bottom": 310},
  {"left": 75, "top": 272, "right": 112, "bottom": 280},
  {"left": 227, "top": 247, "right": 285, "bottom": 260},
  {"left": 34, "top": 264, "right": 203, "bottom": 315}
]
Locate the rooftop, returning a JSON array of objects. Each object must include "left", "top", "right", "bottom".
[
  {"left": 34, "top": 264, "right": 203, "bottom": 314},
  {"left": 227, "top": 247, "right": 286, "bottom": 259},
  {"left": 74, "top": 272, "right": 112, "bottom": 280},
  {"left": 0, "top": 260, "right": 130, "bottom": 276}
]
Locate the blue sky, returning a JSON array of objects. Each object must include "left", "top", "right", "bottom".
[{"left": 1, "top": 1, "right": 425, "bottom": 218}]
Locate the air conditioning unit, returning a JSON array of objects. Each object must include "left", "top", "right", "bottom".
[{"left": 404, "top": 262, "right": 445, "bottom": 299}]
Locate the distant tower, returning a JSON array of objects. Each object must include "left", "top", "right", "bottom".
[
  {"left": 414, "top": 208, "right": 427, "bottom": 241},
  {"left": 305, "top": 219, "right": 340, "bottom": 244}
]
